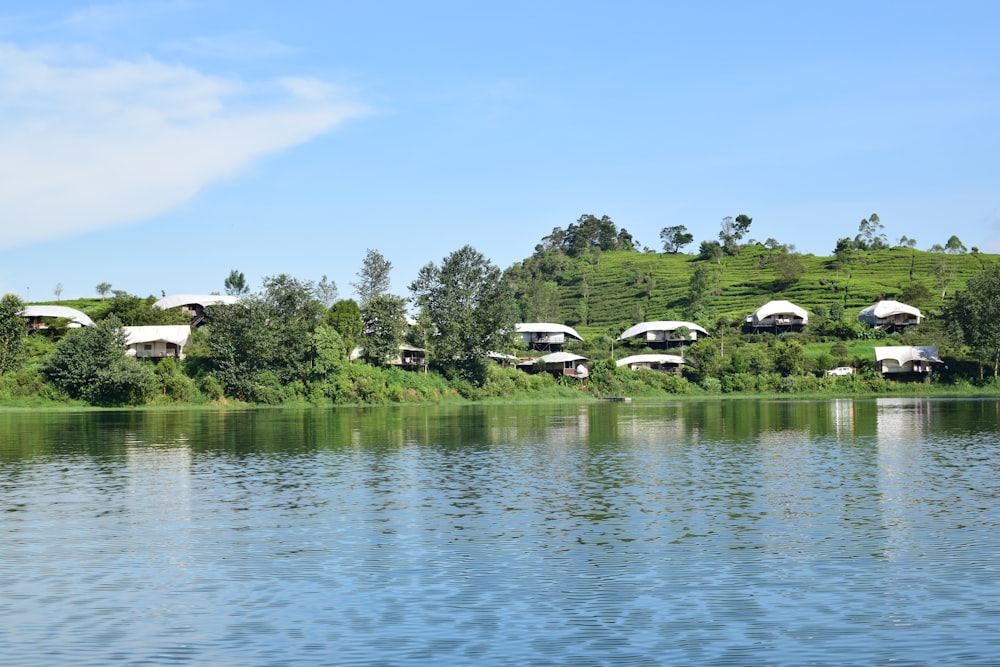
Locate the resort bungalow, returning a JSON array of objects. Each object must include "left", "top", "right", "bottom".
[
  {"left": 858, "top": 300, "right": 923, "bottom": 332},
  {"left": 617, "top": 320, "right": 709, "bottom": 348},
  {"left": 123, "top": 325, "right": 193, "bottom": 359},
  {"left": 615, "top": 354, "right": 691, "bottom": 374},
  {"left": 153, "top": 294, "right": 239, "bottom": 326},
  {"left": 516, "top": 323, "right": 583, "bottom": 350},
  {"left": 744, "top": 300, "right": 808, "bottom": 333},
  {"left": 350, "top": 344, "right": 428, "bottom": 371},
  {"left": 394, "top": 344, "right": 427, "bottom": 371},
  {"left": 874, "top": 346, "right": 942, "bottom": 378},
  {"left": 517, "top": 352, "right": 589, "bottom": 378},
  {"left": 19, "top": 305, "right": 94, "bottom": 331}
]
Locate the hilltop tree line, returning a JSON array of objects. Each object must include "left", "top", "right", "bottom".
[{"left": 1, "top": 212, "right": 998, "bottom": 406}]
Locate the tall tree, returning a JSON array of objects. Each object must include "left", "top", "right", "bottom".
[
  {"left": 410, "top": 245, "right": 518, "bottom": 384},
  {"left": 945, "top": 235, "right": 967, "bottom": 254},
  {"left": 947, "top": 264, "right": 1000, "bottom": 377},
  {"left": 224, "top": 269, "right": 249, "bottom": 296},
  {"left": 352, "top": 249, "right": 392, "bottom": 305},
  {"left": 326, "top": 299, "right": 364, "bottom": 357},
  {"left": 316, "top": 275, "right": 339, "bottom": 307},
  {"left": 54, "top": 283, "right": 63, "bottom": 300},
  {"left": 204, "top": 274, "right": 325, "bottom": 400},
  {"left": 660, "top": 225, "right": 694, "bottom": 253},
  {"left": 0, "top": 294, "right": 27, "bottom": 375},
  {"left": 855, "top": 213, "right": 887, "bottom": 250},
  {"left": 96, "top": 282, "right": 112, "bottom": 299},
  {"left": 524, "top": 279, "right": 561, "bottom": 321},
  {"left": 360, "top": 293, "right": 408, "bottom": 366}
]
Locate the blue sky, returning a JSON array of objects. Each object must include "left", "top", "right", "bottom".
[{"left": 2, "top": 1, "right": 998, "bottom": 302}]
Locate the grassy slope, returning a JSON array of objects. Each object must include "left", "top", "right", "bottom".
[{"left": 549, "top": 246, "right": 995, "bottom": 338}]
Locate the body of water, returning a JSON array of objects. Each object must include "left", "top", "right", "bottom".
[{"left": 1, "top": 398, "right": 998, "bottom": 665}]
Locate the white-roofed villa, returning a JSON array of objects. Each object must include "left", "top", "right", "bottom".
[
  {"left": 124, "top": 325, "right": 193, "bottom": 360},
  {"left": 617, "top": 320, "right": 709, "bottom": 349},
  {"left": 874, "top": 345, "right": 942, "bottom": 378},
  {"left": 616, "top": 354, "right": 691, "bottom": 374},
  {"left": 858, "top": 300, "right": 923, "bottom": 332},
  {"left": 19, "top": 305, "right": 94, "bottom": 331},
  {"left": 517, "top": 352, "right": 589, "bottom": 378},
  {"left": 515, "top": 323, "right": 583, "bottom": 351},
  {"left": 153, "top": 294, "right": 239, "bottom": 326},
  {"left": 744, "top": 300, "right": 808, "bottom": 333}
]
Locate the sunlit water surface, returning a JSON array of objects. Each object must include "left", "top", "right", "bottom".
[{"left": 1, "top": 398, "right": 998, "bottom": 666}]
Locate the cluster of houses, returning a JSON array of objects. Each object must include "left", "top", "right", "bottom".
[{"left": 18, "top": 296, "right": 942, "bottom": 381}]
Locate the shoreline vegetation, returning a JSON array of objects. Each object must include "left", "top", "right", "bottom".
[{"left": 3, "top": 216, "right": 1000, "bottom": 408}]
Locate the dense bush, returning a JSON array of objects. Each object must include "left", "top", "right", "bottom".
[{"left": 41, "top": 316, "right": 157, "bottom": 406}]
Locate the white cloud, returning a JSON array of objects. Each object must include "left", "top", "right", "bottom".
[
  {"left": 63, "top": 0, "right": 192, "bottom": 31},
  {"left": 0, "top": 44, "right": 368, "bottom": 249}
]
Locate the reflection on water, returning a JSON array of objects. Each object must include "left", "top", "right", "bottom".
[{"left": 1, "top": 399, "right": 999, "bottom": 666}]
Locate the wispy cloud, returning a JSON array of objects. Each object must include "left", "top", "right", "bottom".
[
  {"left": 63, "top": 0, "right": 192, "bottom": 31},
  {"left": 0, "top": 44, "right": 368, "bottom": 249}
]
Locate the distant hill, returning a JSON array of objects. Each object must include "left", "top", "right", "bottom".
[{"left": 508, "top": 244, "right": 997, "bottom": 338}]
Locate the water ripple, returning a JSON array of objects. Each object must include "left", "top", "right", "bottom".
[{"left": 1, "top": 401, "right": 999, "bottom": 665}]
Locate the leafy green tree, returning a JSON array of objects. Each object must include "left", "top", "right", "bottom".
[
  {"left": 361, "top": 293, "right": 408, "bottom": 366},
  {"left": 773, "top": 339, "right": 805, "bottom": 376},
  {"left": 203, "top": 274, "right": 325, "bottom": 400},
  {"left": 224, "top": 269, "right": 249, "bottom": 296},
  {"left": 687, "top": 337, "right": 723, "bottom": 382},
  {"left": 260, "top": 273, "right": 326, "bottom": 380},
  {"left": 947, "top": 264, "right": 1000, "bottom": 377},
  {"left": 310, "top": 324, "right": 347, "bottom": 379},
  {"left": 557, "top": 214, "right": 635, "bottom": 257},
  {"left": 945, "top": 235, "right": 967, "bottom": 254},
  {"left": 660, "top": 225, "right": 694, "bottom": 253},
  {"left": 107, "top": 291, "right": 186, "bottom": 326},
  {"left": 855, "top": 213, "right": 887, "bottom": 250},
  {"left": 326, "top": 299, "right": 363, "bottom": 355},
  {"left": 0, "top": 294, "right": 27, "bottom": 375},
  {"left": 203, "top": 298, "right": 277, "bottom": 401},
  {"left": 524, "top": 279, "right": 562, "bottom": 321},
  {"left": 698, "top": 240, "right": 723, "bottom": 263},
  {"left": 409, "top": 245, "right": 518, "bottom": 384},
  {"left": 41, "top": 315, "right": 156, "bottom": 405},
  {"left": 897, "top": 235, "right": 917, "bottom": 248},
  {"left": 719, "top": 214, "right": 752, "bottom": 254},
  {"left": 96, "top": 282, "right": 112, "bottom": 299},
  {"left": 734, "top": 214, "right": 753, "bottom": 239},
  {"left": 352, "top": 249, "right": 393, "bottom": 305},
  {"left": 774, "top": 251, "right": 805, "bottom": 286},
  {"left": 898, "top": 281, "right": 932, "bottom": 307}
]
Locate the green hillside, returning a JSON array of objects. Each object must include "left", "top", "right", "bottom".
[{"left": 512, "top": 244, "right": 996, "bottom": 339}]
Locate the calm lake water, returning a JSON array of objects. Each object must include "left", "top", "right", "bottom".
[{"left": 1, "top": 398, "right": 998, "bottom": 666}]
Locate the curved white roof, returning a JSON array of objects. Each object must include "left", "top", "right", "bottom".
[
  {"left": 123, "top": 325, "right": 193, "bottom": 347},
  {"left": 522, "top": 351, "right": 588, "bottom": 364},
  {"left": 19, "top": 305, "right": 94, "bottom": 327},
  {"left": 874, "top": 345, "right": 941, "bottom": 365},
  {"left": 752, "top": 300, "right": 808, "bottom": 321},
  {"left": 153, "top": 294, "right": 239, "bottom": 310},
  {"left": 618, "top": 320, "right": 709, "bottom": 341},
  {"left": 515, "top": 322, "right": 583, "bottom": 340},
  {"left": 859, "top": 300, "right": 922, "bottom": 321},
  {"left": 616, "top": 354, "right": 690, "bottom": 367}
]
